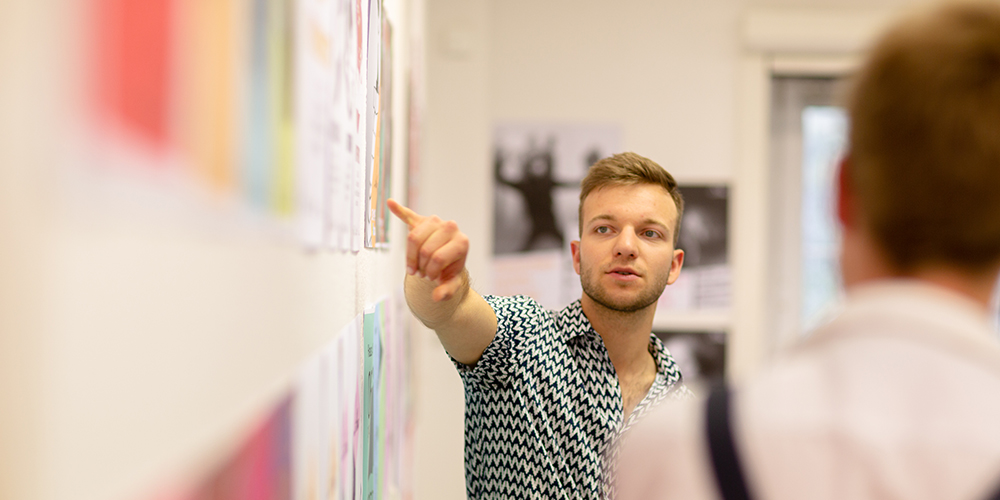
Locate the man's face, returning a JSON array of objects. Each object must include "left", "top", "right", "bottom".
[{"left": 571, "top": 184, "right": 684, "bottom": 313}]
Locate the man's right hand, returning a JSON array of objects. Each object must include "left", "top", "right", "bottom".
[
  {"left": 388, "top": 198, "right": 470, "bottom": 302},
  {"left": 387, "top": 198, "right": 497, "bottom": 366}
]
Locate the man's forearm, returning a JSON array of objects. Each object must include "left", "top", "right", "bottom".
[
  {"left": 402, "top": 269, "right": 497, "bottom": 366},
  {"left": 403, "top": 269, "right": 471, "bottom": 330},
  {"left": 387, "top": 199, "right": 497, "bottom": 365}
]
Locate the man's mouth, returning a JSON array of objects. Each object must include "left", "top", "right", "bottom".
[{"left": 608, "top": 267, "right": 640, "bottom": 277}]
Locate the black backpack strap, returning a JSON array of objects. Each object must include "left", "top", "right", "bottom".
[
  {"left": 706, "top": 385, "right": 1000, "bottom": 500},
  {"left": 706, "top": 383, "right": 754, "bottom": 500}
]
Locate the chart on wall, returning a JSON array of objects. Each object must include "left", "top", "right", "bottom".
[
  {"left": 367, "top": 15, "right": 394, "bottom": 249},
  {"left": 491, "top": 122, "right": 621, "bottom": 310},
  {"left": 82, "top": 0, "right": 381, "bottom": 253},
  {"left": 656, "top": 185, "right": 730, "bottom": 312},
  {"left": 363, "top": 0, "right": 392, "bottom": 249}
]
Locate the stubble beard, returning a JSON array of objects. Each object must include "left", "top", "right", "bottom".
[{"left": 579, "top": 260, "right": 671, "bottom": 314}]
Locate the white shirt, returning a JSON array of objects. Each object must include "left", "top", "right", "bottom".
[{"left": 618, "top": 281, "right": 1000, "bottom": 500}]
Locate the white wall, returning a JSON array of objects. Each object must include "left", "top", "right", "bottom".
[
  {"left": 412, "top": 0, "right": 490, "bottom": 498},
  {"left": 0, "top": 2, "right": 56, "bottom": 498},
  {"left": 489, "top": 0, "right": 741, "bottom": 184},
  {"left": 0, "top": 0, "right": 416, "bottom": 499}
]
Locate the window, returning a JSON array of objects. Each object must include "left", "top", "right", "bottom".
[{"left": 768, "top": 77, "right": 848, "bottom": 349}]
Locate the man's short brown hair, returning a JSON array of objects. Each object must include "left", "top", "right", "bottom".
[
  {"left": 578, "top": 152, "right": 684, "bottom": 245},
  {"left": 847, "top": 0, "right": 1000, "bottom": 271}
]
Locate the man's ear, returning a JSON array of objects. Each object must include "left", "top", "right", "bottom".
[
  {"left": 837, "top": 155, "right": 856, "bottom": 230},
  {"left": 667, "top": 249, "right": 684, "bottom": 285},
  {"left": 571, "top": 240, "right": 582, "bottom": 275}
]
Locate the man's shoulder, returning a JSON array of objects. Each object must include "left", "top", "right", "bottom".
[
  {"left": 617, "top": 395, "right": 714, "bottom": 500},
  {"left": 483, "top": 294, "right": 575, "bottom": 325},
  {"left": 483, "top": 294, "right": 546, "bottom": 313},
  {"left": 479, "top": 296, "right": 591, "bottom": 354}
]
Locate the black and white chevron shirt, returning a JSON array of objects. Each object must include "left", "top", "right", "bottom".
[{"left": 451, "top": 295, "right": 690, "bottom": 499}]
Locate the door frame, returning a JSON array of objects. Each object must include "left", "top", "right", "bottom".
[{"left": 728, "top": 7, "right": 896, "bottom": 382}]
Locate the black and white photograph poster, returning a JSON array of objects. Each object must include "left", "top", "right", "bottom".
[
  {"left": 490, "top": 122, "right": 621, "bottom": 310},
  {"left": 657, "top": 185, "right": 731, "bottom": 312}
]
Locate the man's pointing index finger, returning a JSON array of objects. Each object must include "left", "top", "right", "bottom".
[{"left": 387, "top": 199, "right": 422, "bottom": 227}]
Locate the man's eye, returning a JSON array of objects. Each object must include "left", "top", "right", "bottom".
[
  {"left": 596, "top": 226, "right": 609, "bottom": 234},
  {"left": 643, "top": 230, "right": 660, "bottom": 238}
]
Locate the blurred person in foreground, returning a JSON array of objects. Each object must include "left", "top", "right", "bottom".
[
  {"left": 618, "top": 2, "right": 1000, "bottom": 499},
  {"left": 388, "top": 152, "right": 691, "bottom": 499}
]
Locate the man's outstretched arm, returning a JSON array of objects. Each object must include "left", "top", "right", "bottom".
[{"left": 388, "top": 199, "right": 498, "bottom": 366}]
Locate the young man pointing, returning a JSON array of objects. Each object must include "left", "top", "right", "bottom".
[{"left": 389, "top": 152, "right": 691, "bottom": 499}]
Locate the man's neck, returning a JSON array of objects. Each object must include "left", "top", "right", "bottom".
[
  {"left": 848, "top": 266, "right": 1000, "bottom": 312},
  {"left": 842, "top": 227, "right": 1000, "bottom": 311},
  {"left": 580, "top": 296, "right": 657, "bottom": 378}
]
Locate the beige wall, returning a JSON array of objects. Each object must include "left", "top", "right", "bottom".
[
  {"left": 489, "top": 0, "right": 741, "bottom": 184},
  {"left": 1, "top": 0, "right": 416, "bottom": 499},
  {"left": 1, "top": 2, "right": 68, "bottom": 498},
  {"left": 412, "top": 0, "right": 490, "bottom": 498}
]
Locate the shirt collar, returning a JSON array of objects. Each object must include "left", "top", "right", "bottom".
[
  {"left": 556, "top": 300, "right": 680, "bottom": 380},
  {"left": 556, "top": 299, "right": 598, "bottom": 343},
  {"left": 802, "top": 280, "right": 1000, "bottom": 359},
  {"left": 647, "top": 334, "right": 679, "bottom": 381}
]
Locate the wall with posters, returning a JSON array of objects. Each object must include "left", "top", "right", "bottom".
[
  {"left": 0, "top": 0, "right": 425, "bottom": 499},
  {"left": 484, "top": 0, "right": 745, "bottom": 370}
]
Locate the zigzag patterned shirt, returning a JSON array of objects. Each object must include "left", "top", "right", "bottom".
[{"left": 451, "top": 295, "right": 690, "bottom": 499}]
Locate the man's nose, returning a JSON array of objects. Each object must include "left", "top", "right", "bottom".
[{"left": 614, "top": 228, "right": 638, "bottom": 258}]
